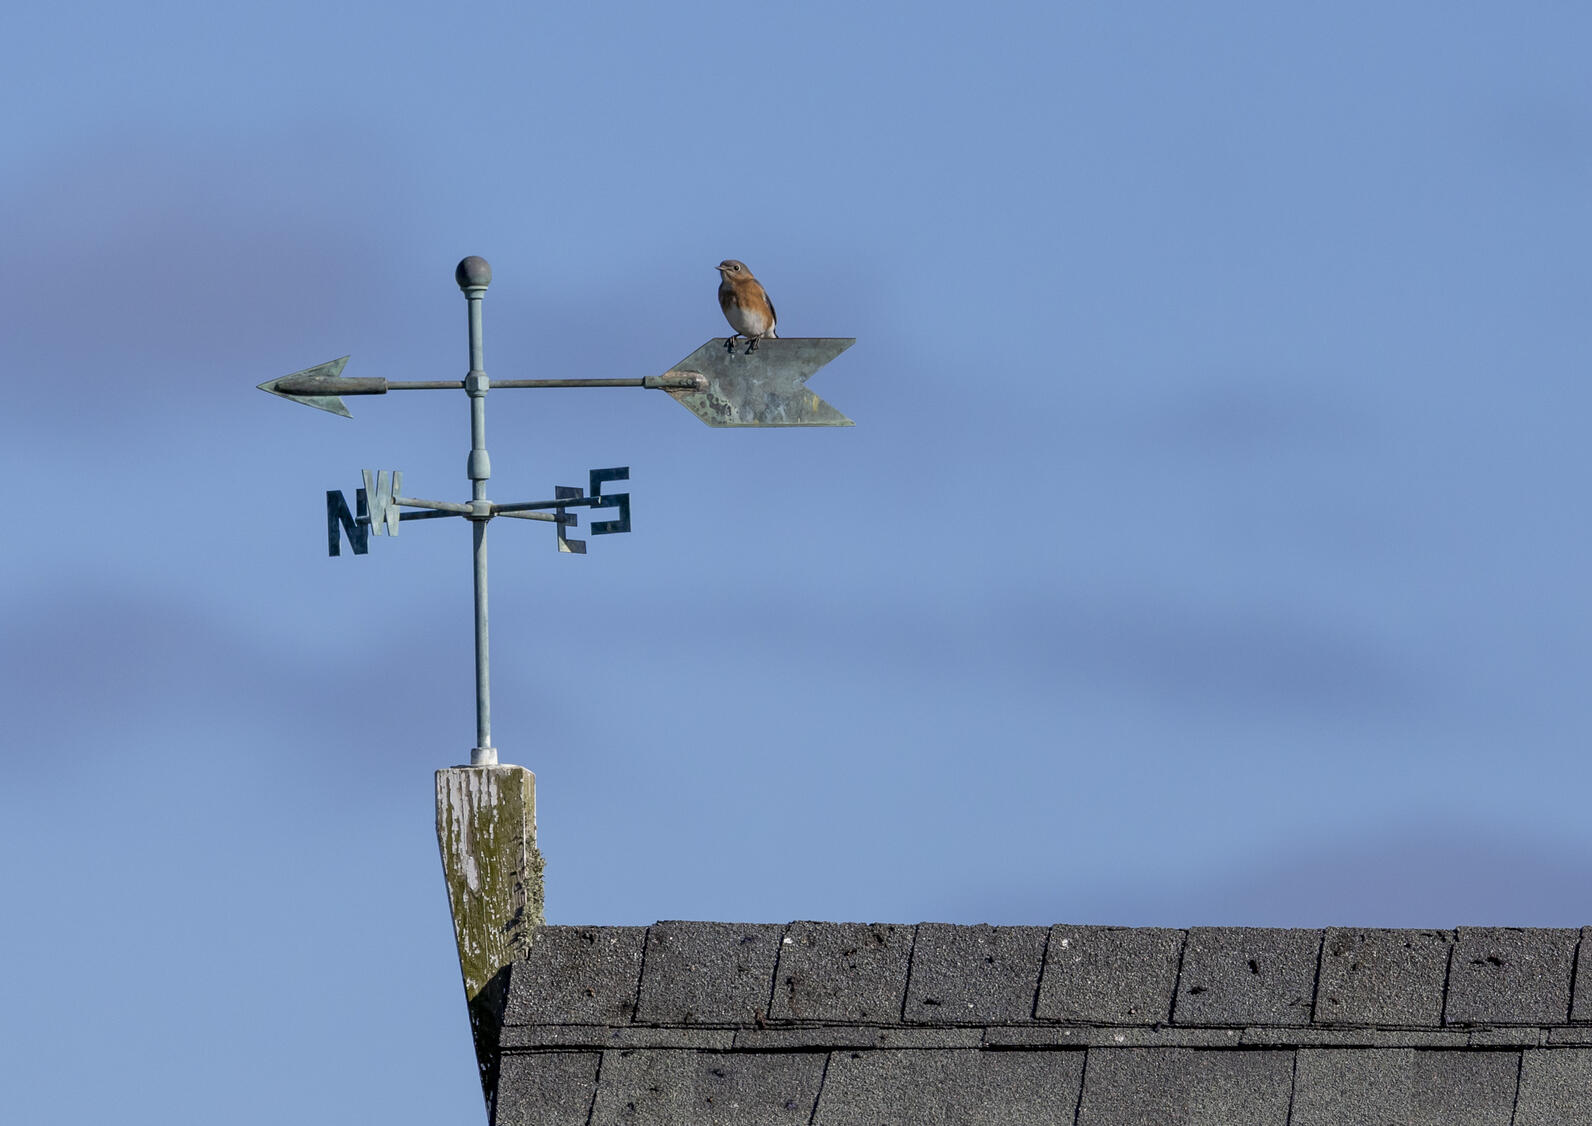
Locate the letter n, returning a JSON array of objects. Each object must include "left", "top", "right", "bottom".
[{"left": 327, "top": 489, "right": 370, "bottom": 556}]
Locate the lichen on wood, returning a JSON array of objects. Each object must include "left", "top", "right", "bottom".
[{"left": 435, "top": 764, "right": 544, "bottom": 1111}]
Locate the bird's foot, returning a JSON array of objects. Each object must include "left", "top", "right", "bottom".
[
  {"left": 746, "top": 337, "right": 759, "bottom": 354},
  {"left": 724, "top": 335, "right": 741, "bottom": 353}
]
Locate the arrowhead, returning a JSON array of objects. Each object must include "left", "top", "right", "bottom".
[
  {"left": 258, "top": 356, "right": 354, "bottom": 417},
  {"left": 662, "top": 338, "right": 855, "bottom": 427}
]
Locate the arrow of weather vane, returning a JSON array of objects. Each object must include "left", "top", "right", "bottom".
[
  {"left": 261, "top": 256, "right": 853, "bottom": 766},
  {"left": 260, "top": 338, "right": 854, "bottom": 425}
]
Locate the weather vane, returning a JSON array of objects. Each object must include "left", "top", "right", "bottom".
[{"left": 260, "top": 256, "right": 853, "bottom": 766}]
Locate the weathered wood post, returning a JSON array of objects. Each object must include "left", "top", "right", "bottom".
[{"left": 436, "top": 763, "right": 545, "bottom": 1112}]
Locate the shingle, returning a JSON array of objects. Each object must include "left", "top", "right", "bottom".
[
  {"left": 1075, "top": 1046, "right": 1293, "bottom": 1125},
  {"left": 588, "top": 1048, "right": 824, "bottom": 1126},
  {"left": 502, "top": 1026, "right": 735, "bottom": 1050},
  {"left": 493, "top": 1051, "right": 600, "bottom": 1126},
  {"left": 1239, "top": 1028, "right": 1469, "bottom": 1048},
  {"left": 504, "top": 926, "right": 646, "bottom": 1026},
  {"left": 1314, "top": 928, "right": 1453, "bottom": 1026},
  {"left": 1572, "top": 927, "right": 1592, "bottom": 1022},
  {"left": 733, "top": 1027, "right": 983, "bottom": 1051},
  {"left": 769, "top": 922, "right": 912, "bottom": 1023},
  {"left": 1289, "top": 1048, "right": 1518, "bottom": 1125},
  {"left": 1444, "top": 927, "right": 1577, "bottom": 1025},
  {"left": 1172, "top": 928, "right": 1319, "bottom": 1026},
  {"left": 904, "top": 924, "right": 1047, "bottom": 1025},
  {"left": 1514, "top": 1049, "right": 1592, "bottom": 1126},
  {"left": 812, "top": 1048, "right": 1083, "bottom": 1126},
  {"left": 1468, "top": 1028, "right": 1544, "bottom": 1048},
  {"left": 634, "top": 922, "right": 783, "bottom": 1025},
  {"left": 1035, "top": 926, "right": 1183, "bottom": 1025},
  {"left": 986, "top": 1026, "right": 1241, "bottom": 1048}
]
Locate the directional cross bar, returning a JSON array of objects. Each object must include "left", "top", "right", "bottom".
[{"left": 325, "top": 467, "right": 630, "bottom": 556}]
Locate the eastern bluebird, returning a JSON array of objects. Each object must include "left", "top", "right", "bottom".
[{"left": 716, "top": 259, "right": 778, "bottom": 353}]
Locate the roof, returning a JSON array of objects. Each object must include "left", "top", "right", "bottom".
[{"left": 488, "top": 921, "right": 1592, "bottom": 1124}]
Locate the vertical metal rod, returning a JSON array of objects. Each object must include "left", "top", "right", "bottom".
[
  {"left": 471, "top": 517, "right": 491, "bottom": 761},
  {"left": 457, "top": 257, "right": 497, "bottom": 767}
]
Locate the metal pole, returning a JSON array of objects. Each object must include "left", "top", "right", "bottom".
[{"left": 457, "top": 256, "right": 497, "bottom": 767}]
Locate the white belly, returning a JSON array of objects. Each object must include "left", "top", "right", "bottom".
[{"left": 726, "top": 302, "right": 775, "bottom": 339}]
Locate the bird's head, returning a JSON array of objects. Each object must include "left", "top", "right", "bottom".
[{"left": 716, "top": 259, "right": 751, "bottom": 277}]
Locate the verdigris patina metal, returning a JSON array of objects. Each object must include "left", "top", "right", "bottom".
[
  {"left": 663, "top": 337, "right": 855, "bottom": 426},
  {"left": 260, "top": 255, "right": 854, "bottom": 762}
]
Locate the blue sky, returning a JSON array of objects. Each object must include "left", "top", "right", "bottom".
[{"left": 4, "top": 1, "right": 1591, "bottom": 1121}]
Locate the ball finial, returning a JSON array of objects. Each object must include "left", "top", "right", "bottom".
[{"left": 455, "top": 256, "right": 492, "bottom": 291}]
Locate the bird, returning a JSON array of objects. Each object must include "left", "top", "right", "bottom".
[{"left": 716, "top": 259, "right": 777, "bottom": 353}]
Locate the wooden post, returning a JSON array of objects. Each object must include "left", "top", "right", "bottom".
[{"left": 436, "top": 764, "right": 544, "bottom": 1114}]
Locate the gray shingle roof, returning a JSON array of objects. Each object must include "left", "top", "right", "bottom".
[{"left": 490, "top": 922, "right": 1592, "bottom": 1125}]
